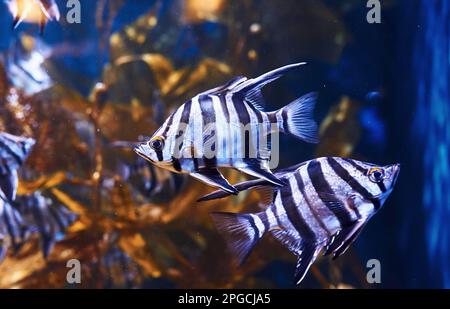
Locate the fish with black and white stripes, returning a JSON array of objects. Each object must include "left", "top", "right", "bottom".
[
  {"left": 135, "top": 63, "right": 318, "bottom": 195},
  {"left": 199, "top": 157, "right": 400, "bottom": 285},
  {"left": 0, "top": 132, "right": 35, "bottom": 202}
]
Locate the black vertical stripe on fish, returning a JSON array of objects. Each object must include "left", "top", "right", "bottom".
[
  {"left": 267, "top": 112, "right": 278, "bottom": 124},
  {"left": 155, "top": 150, "right": 163, "bottom": 162},
  {"left": 171, "top": 156, "right": 182, "bottom": 172},
  {"left": 377, "top": 181, "right": 387, "bottom": 193},
  {"left": 160, "top": 111, "right": 175, "bottom": 137},
  {"left": 333, "top": 158, "right": 381, "bottom": 210},
  {"left": 342, "top": 158, "right": 368, "bottom": 174},
  {"left": 294, "top": 172, "right": 331, "bottom": 236},
  {"left": 232, "top": 94, "right": 251, "bottom": 126},
  {"left": 259, "top": 211, "right": 270, "bottom": 231},
  {"left": 199, "top": 95, "right": 217, "bottom": 168},
  {"left": 176, "top": 100, "right": 193, "bottom": 137},
  {"left": 280, "top": 180, "right": 316, "bottom": 240},
  {"left": 327, "top": 158, "right": 373, "bottom": 201},
  {"left": 281, "top": 109, "right": 289, "bottom": 131},
  {"left": 232, "top": 95, "right": 252, "bottom": 159},
  {"left": 307, "top": 160, "right": 353, "bottom": 226},
  {"left": 218, "top": 94, "right": 230, "bottom": 123},
  {"left": 191, "top": 147, "right": 199, "bottom": 172}
]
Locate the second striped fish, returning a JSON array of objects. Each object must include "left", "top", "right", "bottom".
[{"left": 200, "top": 157, "right": 400, "bottom": 285}]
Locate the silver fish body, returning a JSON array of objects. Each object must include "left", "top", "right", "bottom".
[
  {"left": 204, "top": 157, "right": 401, "bottom": 285},
  {"left": 135, "top": 63, "right": 319, "bottom": 194}
]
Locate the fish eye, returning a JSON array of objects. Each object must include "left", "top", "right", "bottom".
[
  {"left": 149, "top": 136, "right": 164, "bottom": 151},
  {"left": 368, "top": 167, "right": 385, "bottom": 183}
]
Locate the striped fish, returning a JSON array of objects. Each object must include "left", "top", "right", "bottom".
[
  {"left": 201, "top": 157, "right": 400, "bottom": 285},
  {"left": 0, "top": 132, "right": 35, "bottom": 201},
  {"left": 0, "top": 195, "right": 29, "bottom": 262},
  {"left": 135, "top": 63, "right": 318, "bottom": 194},
  {"left": 15, "top": 192, "right": 78, "bottom": 257}
]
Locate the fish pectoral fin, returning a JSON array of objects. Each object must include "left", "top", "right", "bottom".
[
  {"left": 324, "top": 220, "right": 366, "bottom": 259},
  {"left": 238, "top": 162, "right": 286, "bottom": 187},
  {"left": 191, "top": 169, "right": 238, "bottom": 195},
  {"left": 271, "top": 230, "right": 322, "bottom": 284},
  {"left": 317, "top": 192, "right": 354, "bottom": 222},
  {"left": 294, "top": 243, "right": 322, "bottom": 285}
]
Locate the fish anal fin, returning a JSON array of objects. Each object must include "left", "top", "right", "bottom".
[
  {"left": 271, "top": 229, "right": 322, "bottom": 285},
  {"left": 332, "top": 222, "right": 366, "bottom": 259},
  {"left": 270, "top": 229, "right": 303, "bottom": 255},
  {"left": 324, "top": 220, "right": 366, "bottom": 258},
  {"left": 191, "top": 169, "right": 238, "bottom": 195},
  {"left": 294, "top": 243, "right": 322, "bottom": 285}
]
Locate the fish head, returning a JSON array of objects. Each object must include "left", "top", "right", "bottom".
[
  {"left": 350, "top": 159, "right": 401, "bottom": 208},
  {"left": 134, "top": 123, "right": 182, "bottom": 173},
  {"left": 134, "top": 136, "right": 174, "bottom": 169}
]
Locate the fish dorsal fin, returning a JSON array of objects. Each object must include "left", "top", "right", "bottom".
[
  {"left": 324, "top": 220, "right": 366, "bottom": 259},
  {"left": 233, "top": 63, "right": 306, "bottom": 96},
  {"left": 201, "top": 76, "right": 248, "bottom": 96},
  {"left": 191, "top": 168, "right": 238, "bottom": 195},
  {"left": 244, "top": 86, "right": 267, "bottom": 112}
]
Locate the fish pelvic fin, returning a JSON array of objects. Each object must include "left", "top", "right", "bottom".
[
  {"left": 197, "top": 178, "right": 270, "bottom": 202},
  {"left": 278, "top": 92, "right": 319, "bottom": 144},
  {"left": 238, "top": 161, "right": 286, "bottom": 187},
  {"left": 191, "top": 169, "right": 238, "bottom": 195},
  {"left": 210, "top": 211, "right": 266, "bottom": 266}
]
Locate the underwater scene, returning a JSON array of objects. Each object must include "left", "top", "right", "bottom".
[{"left": 0, "top": 0, "right": 448, "bottom": 290}]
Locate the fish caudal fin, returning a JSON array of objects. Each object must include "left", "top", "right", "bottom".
[
  {"left": 210, "top": 212, "right": 266, "bottom": 265},
  {"left": 279, "top": 92, "right": 319, "bottom": 144}
]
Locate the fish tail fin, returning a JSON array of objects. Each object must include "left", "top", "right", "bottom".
[
  {"left": 279, "top": 92, "right": 319, "bottom": 143},
  {"left": 210, "top": 211, "right": 266, "bottom": 265}
]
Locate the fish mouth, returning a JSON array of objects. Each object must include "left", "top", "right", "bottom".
[
  {"left": 134, "top": 143, "right": 153, "bottom": 163},
  {"left": 391, "top": 163, "right": 401, "bottom": 184}
]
